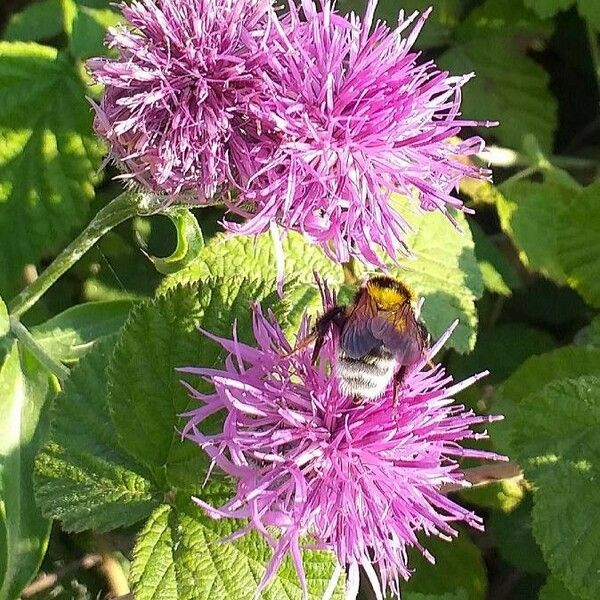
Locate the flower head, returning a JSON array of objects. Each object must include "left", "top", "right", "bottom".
[
  {"left": 225, "top": 0, "right": 493, "bottom": 266},
  {"left": 181, "top": 287, "right": 504, "bottom": 599},
  {"left": 88, "top": 0, "right": 274, "bottom": 198}
]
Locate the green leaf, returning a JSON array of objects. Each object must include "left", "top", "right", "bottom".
[
  {"left": 107, "top": 279, "right": 283, "bottom": 490},
  {"left": 404, "top": 594, "right": 468, "bottom": 600},
  {"left": 34, "top": 339, "right": 160, "bottom": 532},
  {"left": 439, "top": 37, "right": 557, "bottom": 151},
  {"left": 0, "top": 296, "right": 7, "bottom": 337},
  {"left": 498, "top": 180, "right": 579, "bottom": 284},
  {"left": 539, "top": 576, "right": 580, "bottom": 600},
  {"left": 3, "top": 0, "right": 64, "bottom": 42},
  {"left": 457, "top": 477, "right": 525, "bottom": 513},
  {"left": 70, "top": 5, "right": 122, "bottom": 59},
  {"left": 0, "top": 342, "right": 52, "bottom": 600},
  {"left": 0, "top": 42, "right": 102, "bottom": 296},
  {"left": 557, "top": 181, "right": 600, "bottom": 307},
  {"left": 458, "top": 0, "right": 553, "bottom": 44},
  {"left": 490, "top": 345, "right": 600, "bottom": 455},
  {"left": 525, "top": 0, "right": 600, "bottom": 29},
  {"left": 470, "top": 221, "right": 522, "bottom": 297},
  {"left": 31, "top": 300, "right": 135, "bottom": 363},
  {"left": 511, "top": 376, "right": 600, "bottom": 599},
  {"left": 141, "top": 209, "right": 204, "bottom": 276},
  {"left": 160, "top": 230, "right": 344, "bottom": 338},
  {"left": 448, "top": 323, "right": 555, "bottom": 386},
  {"left": 161, "top": 230, "right": 342, "bottom": 293},
  {"left": 130, "top": 500, "right": 344, "bottom": 600},
  {"left": 489, "top": 495, "right": 547, "bottom": 575},
  {"left": 524, "top": 0, "right": 573, "bottom": 18},
  {"left": 574, "top": 315, "right": 600, "bottom": 347},
  {"left": 388, "top": 200, "right": 484, "bottom": 353},
  {"left": 337, "top": 0, "right": 464, "bottom": 48},
  {"left": 163, "top": 206, "right": 481, "bottom": 352},
  {"left": 403, "top": 532, "right": 487, "bottom": 600}
]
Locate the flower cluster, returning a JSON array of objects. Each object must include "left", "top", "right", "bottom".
[
  {"left": 226, "top": 2, "right": 492, "bottom": 266},
  {"left": 181, "top": 293, "right": 504, "bottom": 599},
  {"left": 89, "top": 0, "right": 274, "bottom": 199},
  {"left": 90, "top": 0, "right": 493, "bottom": 267}
]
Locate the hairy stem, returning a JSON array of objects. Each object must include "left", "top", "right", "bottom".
[
  {"left": 10, "top": 317, "right": 70, "bottom": 381},
  {"left": 9, "top": 190, "right": 165, "bottom": 318}
]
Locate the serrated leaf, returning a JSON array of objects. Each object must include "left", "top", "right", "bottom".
[
  {"left": 0, "top": 42, "right": 102, "bottom": 296},
  {"left": 498, "top": 180, "right": 579, "bottom": 284},
  {"left": 439, "top": 37, "right": 557, "bottom": 151},
  {"left": 130, "top": 501, "right": 344, "bottom": 600},
  {"left": 34, "top": 339, "right": 160, "bottom": 532},
  {"left": 161, "top": 230, "right": 342, "bottom": 293},
  {"left": 490, "top": 345, "right": 600, "bottom": 455},
  {"left": 108, "top": 279, "right": 282, "bottom": 490},
  {"left": 489, "top": 495, "right": 547, "bottom": 575},
  {"left": 160, "top": 231, "right": 344, "bottom": 338},
  {"left": 388, "top": 200, "right": 484, "bottom": 353},
  {"left": 539, "top": 576, "right": 579, "bottom": 600},
  {"left": 3, "top": 0, "right": 64, "bottom": 42},
  {"left": 403, "top": 532, "right": 487, "bottom": 600},
  {"left": 557, "top": 181, "right": 600, "bottom": 307},
  {"left": 470, "top": 221, "right": 522, "bottom": 297},
  {"left": 525, "top": 0, "right": 600, "bottom": 29},
  {"left": 0, "top": 343, "right": 52, "bottom": 600},
  {"left": 162, "top": 208, "right": 481, "bottom": 352},
  {"left": 70, "top": 5, "right": 122, "bottom": 59},
  {"left": 31, "top": 300, "right": 135, "bottom": 363},
  {"left": 511, "top": 376, "right": 600, "bottom": 599}
]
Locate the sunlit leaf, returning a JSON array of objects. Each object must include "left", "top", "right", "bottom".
[{"left": 0, "top": 42, "right": 102, "bottom": 296}]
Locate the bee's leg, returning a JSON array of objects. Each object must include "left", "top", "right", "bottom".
[
  {"left": 311, "top": 306, "right": 346, "bottom": 364},
  {"left": 392, "top": 366, "right": 407, "bottom": 406}
]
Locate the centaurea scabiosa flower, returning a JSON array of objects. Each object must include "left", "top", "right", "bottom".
[
  {"left": 88, "top": 0, "right": 275, "bottom": 198},
  {"left": 226, "top": 0, "right": 494, "bottom": 267},
  {"left": 180, "top": 288, "right": 505, "bottom": 599}
]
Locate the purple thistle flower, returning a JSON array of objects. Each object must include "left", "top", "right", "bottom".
[
  {"left": 225, "top": 0, "right": 494, "bottom": 267},
  {"left": 180, "top": 288, "right": 504, "bottom": 599},
  {"left": 88, "top": 0, "right": 275, "bottom": 198}
]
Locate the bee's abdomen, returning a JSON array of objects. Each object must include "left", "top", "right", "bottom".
[{"left": 336, "top": 348, "right": 396, "bottom": 400}]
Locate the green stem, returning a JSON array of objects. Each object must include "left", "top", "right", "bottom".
[
  {"left": 500, "top": 165, "right": 540, "bottom": 188},
  {"left": 9, "top": 190, "right": 164, "bottom": 318},
  {"left": 587, "top": 23, "right": 600, "bottom": 97},
  {"left": 480, "top": 146, "right": 598, "bottom": 171},
  {"left": 10, "top": 317, "right": 70, "bottom": 381}
]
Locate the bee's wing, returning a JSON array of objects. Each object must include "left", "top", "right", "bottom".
[
  {"left": 339, "top": 291, "right": 380, "bottom": 359},
  {"left": 370, "top": 308, "right": 424, "bottom": 365}
]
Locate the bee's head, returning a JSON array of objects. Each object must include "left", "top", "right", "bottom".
[{"left": 364, "top": 276, "right": 413, "bottom": 310}]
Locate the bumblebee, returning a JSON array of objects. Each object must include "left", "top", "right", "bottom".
[{"left": 310, "top": 276, "right": 428, "bottom": 401}]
